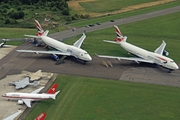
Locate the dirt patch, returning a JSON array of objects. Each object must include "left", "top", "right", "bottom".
[{"left": 68, "top": 0, "right": 176, "bottom": 17}]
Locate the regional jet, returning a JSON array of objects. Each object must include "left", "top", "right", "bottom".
[
  {"left": 16, "top": 20, "right": 92, "bottom": 64},
  {"left": 2, "top": 83, "right": 60, "bottom": 107},
  {"left": 9, "top": 77, "right": 40, "bottom": 89},
  {"left": 96, "top": 25, "right": 179, "bottom": 72}
]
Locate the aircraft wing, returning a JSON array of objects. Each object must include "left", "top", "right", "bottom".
[
  {"left": 31, "top": 87, "right": 44, "bottom": 94},
  {"left": 15, "top": 84, "right": 27, "bottom": 89},
  {"left": 96, "top": 54, "right": 153, "bottom": 63},
  {"left": 154, "top": 40, "right": 166, "bottom": 55},
  {"left": 3, "top": 110, "right": 22, "bottom": 120},
  {"left": 16, "top": 50, "right": 71, "bottom": 56},
  {"left": 22, "top": 99, "right": 32, "bottom": 108},
  {"left": 73, "top": 33, "right": 86, "bottom": 48}
]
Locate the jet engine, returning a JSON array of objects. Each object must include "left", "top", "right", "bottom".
[
  {"left": 18, "top": 100, "right": 23, "bottom": 105},
  {"left": 52, "top": 54, "right": 59, "bottom": 61},
  {"left": 163, "top": 50, "right": 169, "bottom": 56}
]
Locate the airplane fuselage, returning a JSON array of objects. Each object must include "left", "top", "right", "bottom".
[
  {"left": 40, "top": 36, "right": 92, "bottom": 62},
  {"left": 2, "top": 92, "right": 54, "bottom": 101},
  {"left": 119, "top": 42, "right": 179, "bottom": 70}
]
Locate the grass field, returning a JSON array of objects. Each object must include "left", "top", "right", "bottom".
[
  {"left": 25, "top": 75, "right": 180, "bottom": 120},
  {"left": 65, "top": 11, "right": 180, "bottom": 63},
  {"left": 0, "top": 25, "right": 68, "bottom": 39},
  {"left": 80, "top": 0, "right": 159, "bottom": 13},
  {"left": 69, "top": 1, "right": 180, "bottom": 27},
  {"left": 0, "top": 28, "right": 37, "bottom": 39}
]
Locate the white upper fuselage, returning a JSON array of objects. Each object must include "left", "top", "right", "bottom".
[
  {"left": 40, "top": 36, "right": 92, "bottom": 62},
  {"left": 119, "top": 42, "right": 179, "bottom": 70},
  {"left": 2, "top": 92, "right": 53, "bottom": 101}
]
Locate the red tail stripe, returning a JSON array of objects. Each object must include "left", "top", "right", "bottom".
[
  {"left": 46, "top": 83, "right": 57, "bottom": 94},
  {"left": 115, "top": 27, "right": 122, "bottom": 36},
  {"left": 35, "top": 22, "right": 43, "bottom": 31},
  {"left": 35, "top": 113, "right": 46, "bottom": 120}
]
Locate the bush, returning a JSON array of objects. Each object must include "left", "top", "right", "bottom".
[
  {"left": 62, "top": 8, "right": 69, "bottom": 15},
  {"left": 2, "top": 4, "right": 10, "bottom": 9},
  {"left": 52, "top": 6, "right": 58, "bottom": 11},
  {"left": 17, "top": 7, "right": 21, "bottom": 11},
  {"left": 5, "top": 18, "right": 10, "bottom": 24}
]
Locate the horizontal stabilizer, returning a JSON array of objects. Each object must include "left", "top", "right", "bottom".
[
  {"left": 51, "top": 90, "right": 60, "bottom": 100},
  {"left": 103, "top": 40, "right": 120, "bottom": 44},
  {"left": 44, "top": 30, "right": 49, "bottom": 36},
  {"left": 25, "top": 34, "right": 41, "bottom": 38}
]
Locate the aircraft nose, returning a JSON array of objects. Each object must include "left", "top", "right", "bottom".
[
  {"left": 88, "top": 55, "right": 92, "bottom": 61},
  {"left": 175, "top": 64, "right": 179, "bottom": 69}
]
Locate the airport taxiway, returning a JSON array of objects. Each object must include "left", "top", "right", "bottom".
[{"left": 0, "top": 43, "right": 179, "bottom": 88}]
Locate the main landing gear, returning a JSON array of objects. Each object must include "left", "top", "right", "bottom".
[{"left": 55, "top": 55, "right": 67, "bottom": 65}]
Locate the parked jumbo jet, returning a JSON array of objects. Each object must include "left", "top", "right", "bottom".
[
  {"left": 16, "top": 20, "right": 92, "bottom": 64},
  {"left": 2, "top": 83, "right": 60, "bottom": 108},
  {"left": 96, "top": 25, "right": 179, "bottom": 72}
]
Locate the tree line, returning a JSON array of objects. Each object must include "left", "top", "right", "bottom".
[{"left": 0, "top": 0, "right": 70, "bottom": 24}]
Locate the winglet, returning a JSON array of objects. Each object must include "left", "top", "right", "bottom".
[
  {"left": 34, "top": 113, "right": 46, "bottom": 120},
  {"left": 46, "top": 83, "right": 57, "bottom": 94}
]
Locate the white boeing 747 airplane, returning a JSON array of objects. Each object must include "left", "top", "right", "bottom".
[
  {"left": 16, "top": 20, "right": 92, "bottom": 64},
  {"left": 2, "top": 83, "right": 60, "bottom": 108},
  {"left": 96, "top": 25, "right": 179, "bottom": 72}
]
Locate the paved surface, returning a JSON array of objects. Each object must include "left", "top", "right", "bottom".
[
  {"left": 0, "top": 43, "right": 179, "bottom": 88},
  {"left": 0, "top": 6, "right": 180, "bottom": 119},
  {"left": 0, "top": 70, "right": 53, "bottom": 120}
]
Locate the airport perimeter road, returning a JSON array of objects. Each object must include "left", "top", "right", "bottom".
[
  {"left": 0, "top": 43, "right": 180, "bottom": 87},
  {"left": 49, "top": 6, "right": 180, "bottom": 40}
]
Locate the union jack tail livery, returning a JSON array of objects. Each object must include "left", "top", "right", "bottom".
[
  {"left": 46, "top": 83, "right": 58, "bottom": 94},
  {"left": 35, "top": 20, "right": 49, "bottom": 36},
  {"left": 114, "top": 25, "right": 127, "bottom": 42},
  {"left": 35, "top": 113, "right": 46, "bottom": 120}
]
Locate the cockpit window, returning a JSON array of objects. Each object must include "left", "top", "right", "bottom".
[
  {"left": 170, "top": 61, "right": 174, "bottom": 63},
  {"left": 84, "top": 53, "right": 88, "bottom": 54}
]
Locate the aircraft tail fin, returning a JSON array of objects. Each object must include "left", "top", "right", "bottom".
[
  {"left": 33, "top": 81, "right": 40, "bottom": 86},
  {"left": 46, "top": 83, "right": 58, "bottom": 94},
  {"left": 0, "top": 39, "right": 7, "bottom": 47},
  {"left": 35, "top": 20, "right": 48, "bottom": 36},
  {"left": 114, "top": 25, "right": 127, "bottom": 42},
  {"left": 34, "top": 113, "right": 46, "bottom": 120}
]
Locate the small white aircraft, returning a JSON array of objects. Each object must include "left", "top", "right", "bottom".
[
  {"left": 96, "top": 25, "right": 179, "bottom": 72},
  {"left": 16, "top": 20, "right": 92, "bottom": 64},
  {"left": 9, "top": 77, "right": 40, "bottom": 89},
  {"left": 3, "top": 110, "right": 22, "bottom": 120},
  {"left": 2, "top": 83, "right": 60, "bottom": 108},
  {"left": 0, "top": 39, "right": 10, "bottom": 47}
]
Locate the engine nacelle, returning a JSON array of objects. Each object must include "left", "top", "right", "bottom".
[
  {"left": 163, "top": 50, "right": 169, "bottom": 56},
  {"left": 18, "top": 100, "right": 23, "bottom": 105},
  {"left": 52, "top": 54, "right": 59, "bottom": 61}
]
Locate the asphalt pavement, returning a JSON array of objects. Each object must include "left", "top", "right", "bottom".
[{"left": 0, "top": 6, "right": 180, "bottom": 87}]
